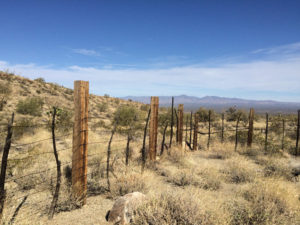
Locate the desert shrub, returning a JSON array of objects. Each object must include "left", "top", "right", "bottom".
[
  {"left": 97, "top": 102, "right": 108, "bottom": 112},
  {"left": 114, "top": 98, "right": 120, "bottom": 105},
  {"left": 132, "top": 192, "right": 217, "bottom": 225},
  {"left": 241, "top": 180, "right": 300, "bottom": 224},
  {"left": 0, "top": 81, "right": 12, "bottom": 111},
  {"left": 166, "top": 170, "right": 196, "bottom": 187},
  {"left": 104, "top": 94, "right": 110, "bottom": 98},
  {"left": 226, "top": 106, "right": 248, "bottom": 123},
  {"left": 196, "top": 107, "right": 217, "bottom": 122},
  {"left": 223, "top": 157, "right": 256, "bottom": 184},
  {"left": 13, "top": 118, "right": 36, "bottom": 138},
  {"left": 16, "top": 97, "right": 44, "bottom": 116},
  {"left": 47, "top": 107, "right": 73, "bottom": 133},
  {"left": 110, "top": 173, "right": 149, "bottom": 198},
  {"left": 91, "top": 120, "right": 106, "bottom": 131},
  {"left": 34, "top": 77, "right": 45, "bottom": 83},
  {"left": 140, "top": 104, "right": 149, "bottom": 112}
]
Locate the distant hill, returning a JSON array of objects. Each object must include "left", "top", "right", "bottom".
[{"left": 121, "top": 95, "right": 300, "bottom": 114}]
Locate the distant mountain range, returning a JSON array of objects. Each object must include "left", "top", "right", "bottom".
[{"left": 121, "top": 95, "right": 300, "bottom": 114}]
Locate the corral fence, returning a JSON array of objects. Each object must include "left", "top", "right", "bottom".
[{"left": 0, "top": 80, "right": 299, "bottom": 223}]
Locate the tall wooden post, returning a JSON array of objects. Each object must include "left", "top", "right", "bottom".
[
  {"left": 296, "top": 110, "right": 300, "bottom": 156},
  {"left": 221, "top": 113, "right": 224, "bottom": 143},
  {"left": 207, "top": 110, "right": 211, "bottom": 149},
  {"left": 169, "top": 97, "right": 174, "bottom": 148},
  {"left": 149, "top": 96, "right": 159, "bottom": 161},
  {"left": 193, "top": 114, "right": 198, "bottom": 150},
  {"left": 189, "top": 111, "right": 193, "bottom": 144},
  {"left": 177, "top": 104, "right": 184, "bottom": 147},
  {"left": 282, "top": 119, "right": 285, "bottom": 151},
  {"left": 235, "top": 115, "right": 241, "bottom": 151},
  {"left": 265, "top": 113, "right": 269, "bottom": 152},
  {"left": 72, "top": 81, "right": 89, "bottom": 205},
  {"left": 247, "top": 108, "right": 254, "bottom": 147}
]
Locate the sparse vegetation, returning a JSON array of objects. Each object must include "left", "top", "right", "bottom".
[{"left": 16, "top": 96, "right": 44, "bottom": 116}]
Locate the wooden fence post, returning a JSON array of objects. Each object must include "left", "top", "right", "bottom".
[
  {"left": 72, "top": 81, "right": 89, "bottom": 205},
  {"left": 193, "top": 114, "right": 198, "bottom": 150},
  {"left": 265, "top": 113, "right": 269, "bottom": 152},
  {"left": 169, "top": 97, "right": 174, "bottom": 148},
  {"left": 247, "top": 108, "right": 254, "bottom": 147},
  {"left": 235, "top": 115, "right": 241, "bottom": 151},
  {"left": 207, "top": 110, "right": 211, "bottom": 149},
  {"left": 282, "top": 119, "right": 285, "bottom": 151},
  {"left": 296, "top": 110, "right": 300, "bottom": 156},
  {"left": 177, "top": 104, "right": 184, "bottom": 147},
  {"left": 0, "top": 113, "right": 14, "bottom": 223},
  {"left": 221, "top": 113, "right": 224, "bottom": 143},
  {"left": 149, "top": 96, "right": 159, "bottom": 161},
  {"left": 189, "top": 111, "right": 193, "bottom": 145}
]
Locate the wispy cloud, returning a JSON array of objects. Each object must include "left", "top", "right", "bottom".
[
  {"left": 251, "top": 42, "right": 300, "bottom": 55},
  {"left": 72, "top": 48, "right": 100, "bottom": 56},
  {"left": 1, "top": 43, "right": 300, "bottom": 101}
]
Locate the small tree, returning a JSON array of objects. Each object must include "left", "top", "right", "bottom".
[
  {"left": 225, "top": 107, "right": 248, "bottom": 123},
  {"left": 196, "top": 107, "right": 217, "bottom": 122},
  {"left": 113, "top": 105, "right": 142, "bottom": 165}
]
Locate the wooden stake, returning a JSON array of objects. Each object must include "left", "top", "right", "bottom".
[
  {"left": 177, "top": 104, "right": 184, "bottom": 147},
  {"left": 221, "top": 113, "right": 224, "bottom": 143},
  {"left": 296, "top": 110, "right": 300, "bottom": 156},
  {"left": 193, "top": 114, "right": 198, "bottom": 151},
  {"left": 72, "top": 81, "right": 89, "bottom": 205},
  {"left": 149, "top": 96, "right": 159, "bottom": 161},
  {"left": 189, "top": 111, "right": 193, "bottom": 144},
  {"left": 0, "top": 113, "right": 14, "bottom": 223},
  {"left": 207, "top": 110, "right": 211, "bottom": 149},
  {"left": 282, "top": 119, "right": 285, "bottom": 151},
  {"left": 247, "top": 108, "right": 254, "bottom": 147},
  {"left": 265, "top": 113, "right": 269, "bottom": 152},
  {"left": 169, "top": 97, "right": 174, "bottom": 148},
  {"left": 235, "top": 115, "right": 241, "bottom": 151}
]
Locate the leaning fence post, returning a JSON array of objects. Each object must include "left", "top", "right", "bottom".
[
  {"left": 177, "top": 104, "right": 184, "bottom": 147},
  {"left": 296, "top": 110, "right": 300, "bottom": 156},
  {"left": 49, "top": 107, "right": 61, "bottom": 219},
  {"left": 282, "top": 119, "right": 285, "bottom": 151},
  {"left": 247, "top": 108, "right": 254, "bottom": 147},
  {"left": 265, "top": 113, "right": 269, "bottom": 152},
  {"left": 0, "top": 113, "right": 14, "bottom": 223},
  {"left": 72, "top": 80, "right": 89, "bottom": 206},
  {"left": 207, "top": 110, "right": 211, "bottom": 149},
  {"left": 193, "top": 114, "right": 198, "bottom": 150},
  {"left": 149, "top": 96, "right": 159, "bottom": 161}
]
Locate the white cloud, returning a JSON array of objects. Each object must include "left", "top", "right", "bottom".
[
  {"left": 251, "top": 42, "right": 300, "bottom": 55},
  {"left": 72, "top": 48, "right": 100, "bottom": 56}
]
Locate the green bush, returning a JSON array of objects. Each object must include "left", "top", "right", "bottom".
[
  {"left": 17, "top": 97, "right": 44, "bottom": 116},
  {"left": 97, "top": 102, "right": 108, "bottom": 112},
  {"left": 13, "top": 118, "right": 36, "bottom": 138},
  {"left": 47, "top": 107, "right": 73, "bottom": 133},
  {"left": 34, "top": 77, "right": 45, "bottom": 83}
]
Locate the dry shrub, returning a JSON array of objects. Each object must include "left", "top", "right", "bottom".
[
  {"left": 239, "top": 180, "right": 300, "bottom": 224},
  {"left": 110, "top": 172, "right": 150, "bottom": 198},
  {"left": 132, "top": 191, "right": 219, "bottom": 225},
  {"left": 256, "top": 156, "right": 293, "bottom": 181},
  {"left": 165, "top": 168, "right": 221, "bottom": 190},
  {"left": 223, "top": 156, "right": 257, "bottom": 184}
]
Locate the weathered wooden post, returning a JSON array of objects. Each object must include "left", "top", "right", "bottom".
[
  {"left": 235, "top": 114, "right": 241, "bottom": 151},
  {"left": 282, "top": 119, "right": 285, "bottom": 151},
  {"left": 221, "top": 113, "right": 224, "bottom": 143},
  {"left": 207, "top": 110, "right": 211, "bottom": 149},
  {"left": 72, "top": 80, "right": 89, "bottom": 205},
  {"left": 177, "top": 104, "right": 184, "bottom": 147},
  {"left": 169, "top": 97, "right": 174, "bottom": 148},
  {"left": 247, "top": 108, "right": 255, "bottom": 147},
  {"left": 189, "top": 111, "right": 193, "bottom": 144},
  {"left": 296, "top": 110, "right": 300, "bottom": 156},
  {"left": 265, "top": 113, "right": 269, "bottom": 152},
  {"left": 149, "top": 96, "right": 159, "bottom": 161},
  {"left": 193, "top": 114, "right": 198, "bottom": 150}
]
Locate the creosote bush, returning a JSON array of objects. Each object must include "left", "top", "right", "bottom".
[{"left": 16, "top": 96, "right": 44, "bottom": 116}]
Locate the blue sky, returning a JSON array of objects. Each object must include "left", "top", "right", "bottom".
[{"left": 1, "top": 0, "right": 300, "bottom": 101}]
